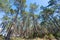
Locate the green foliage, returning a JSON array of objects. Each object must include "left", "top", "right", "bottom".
[
  {"left": 0, "top": 0, "right": 60, "bottom": 40},
  {"left": 30, "top": 3, "right": 38, "bottom": 12},
  {"left": 0, "top": 36, "right": 4, "bottom": 40},
  {"left": 48, "top": 34, "right": 55, "bottom": 39},
  {"left": 41, "top": 8, "right": 54, "bottom": 15},
  {"left": 2, "top": 16, "right": 9, "bottom": 20},
  {"left": 0, "top": 0, "right": 10, "bottom": 13},
  {"left": 56, "top": 32, "right": 60, "bottom": 37}
]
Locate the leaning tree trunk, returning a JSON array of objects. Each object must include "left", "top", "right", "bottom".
[{"left": 4, "top": 26, "right": 12, "bottom": 40}]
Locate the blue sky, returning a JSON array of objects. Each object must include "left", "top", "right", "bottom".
[
  {"left": 26, "top": 0, "right": 49, "bottom": 6},
  {"left": 26, "top": 0, "right": 49, "bottom": 14},
  {"left": 0, "top": 0, "right": 49, "bottom": 23}
]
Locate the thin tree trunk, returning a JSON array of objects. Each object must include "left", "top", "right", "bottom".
[{"left": 4, "top": 26, "right": 12, "bottom": 40}]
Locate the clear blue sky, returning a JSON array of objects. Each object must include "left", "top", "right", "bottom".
[
  {"left": 26, "top": 0, "right": 49, "bottom": 6},
  {"left": 0, "top": 0, "right": 49, "bottom": 23}
]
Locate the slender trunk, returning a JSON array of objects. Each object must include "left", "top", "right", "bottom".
[
  {"left": 4, "top": 9, "right": 19, "bottom": 40},
  {"left": 5, "top": 25, "right": 12, "bottom": 40}
]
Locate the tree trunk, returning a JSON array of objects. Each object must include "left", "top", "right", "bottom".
[{"left": 4, "top": 27, "right": 12, "bottom": 40}]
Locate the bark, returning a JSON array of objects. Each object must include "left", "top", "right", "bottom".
[{"left": 4, "top": 27, "right": 12, "bottom": 40}]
